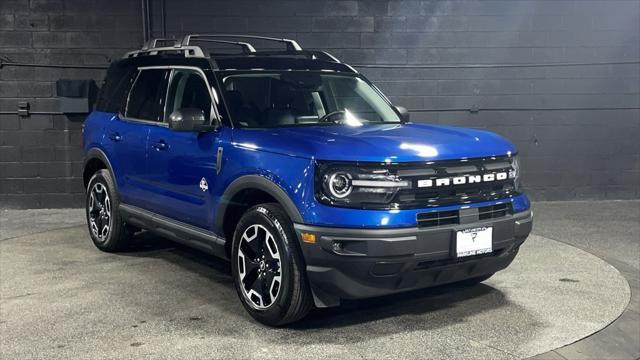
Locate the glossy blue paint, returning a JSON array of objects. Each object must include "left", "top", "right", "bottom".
[
  {"left": 144, "top": 125, "right": 227, "bottom": 228},
  {"left": 228, "top": 123, "right": 516, "bottom": 163},
  {"left": 297, "top": 193, "right": 530, "bottom": 228},
  {"left": 84, "top": 114, "right": 529, "bottom": 234},
  {"left": 84, "top": 112, "right": 150, "bottom": 207}
]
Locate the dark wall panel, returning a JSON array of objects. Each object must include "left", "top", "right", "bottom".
[{"left": 1, "top": 0, "right": 639, "bottom": 208}]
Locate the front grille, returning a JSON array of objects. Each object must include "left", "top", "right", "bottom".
[
  {"left": 417, "top": 210, "right": 458, "bottom": 227},
  {"left": 316, "top": 155, "right": 519, "bottom": 210},
  {"left": 417, "top": 203, "right": 513, "bottom": 228},
  {"left": 391, "top": 155, "right": 518, "bottom": 209},
  {"left": 478, "top": 203, "right": 511, "bottom": 220}
]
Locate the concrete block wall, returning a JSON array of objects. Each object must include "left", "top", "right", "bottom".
[
  {"left": 0, "top": 0, "right": 142, "bottom": 208},
  {"left": 1, "top": 0, "right": 639, "bottom": 208}
]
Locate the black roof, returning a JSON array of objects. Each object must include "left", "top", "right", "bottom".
[
  {"left": 117, "top": 53, "right": 213, "bottom": 69},
  {"left": 113, "top": 52, "right": 355, "bottom": 73},
  {"left": 212, "top": 54, "right": 356, "bottom": 73},
  {"left": 111, "top": 51, "right": 355, "bottom": 73}
]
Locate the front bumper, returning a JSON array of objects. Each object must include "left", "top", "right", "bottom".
[{"left": 294, "top": 210, "right": 532, "bottom": 308}]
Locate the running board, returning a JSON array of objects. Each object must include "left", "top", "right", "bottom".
[{"left": 119, "top": 204, "right": 227, "bottom": 259}]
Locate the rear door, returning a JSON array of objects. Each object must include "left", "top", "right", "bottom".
[
  {"left": 114, "top": 68, "right": 170, "bottom": 209},
  {"left": 145, "top": 67, "right": 223, "bottom": 228}
]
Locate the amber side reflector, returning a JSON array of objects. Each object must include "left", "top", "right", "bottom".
[{"left": 301, "top": 232, "right": 316, "bottom": 244}]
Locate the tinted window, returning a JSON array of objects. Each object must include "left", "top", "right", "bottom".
[
  {"left": 221, "top": 72, "right": 400, "bottom": 128},
  {"left": 95, "top": 62, "right": 137, "bottom": 113},
  {"left": 125, "top": 69, "right": 169, "bottom": 122},
  {"left": 166, "top": 69, "right": 212, "bottom": 122}
]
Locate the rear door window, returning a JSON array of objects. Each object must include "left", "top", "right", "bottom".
[{"left": 125, "top": 69, "right": 170, "bottom": 122}]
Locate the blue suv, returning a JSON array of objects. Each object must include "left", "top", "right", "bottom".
[{"left": 83, "top": 35, "right": 532, "bottom": 325}]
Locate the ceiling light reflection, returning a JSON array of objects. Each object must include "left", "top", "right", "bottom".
[{"left": 399, "top": 142, "right": 438, "bottom": 157}]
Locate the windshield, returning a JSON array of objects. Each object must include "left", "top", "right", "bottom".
[{"left": 220, "top": 72, "right": 401, "bottom": 128}]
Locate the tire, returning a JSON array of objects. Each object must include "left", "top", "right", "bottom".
[
  {"left": 455, "top": 273, "right": 495, "bottom": 286},
  {"left": 231, "top": 203, "right": 313, "bottom": 326},
  {"left": 85, "top": 169, "right": 133, "bottom": 252}
]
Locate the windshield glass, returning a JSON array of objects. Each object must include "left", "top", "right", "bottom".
[{"left": 220, "top": 72, "right": 401, "bottom": 128}]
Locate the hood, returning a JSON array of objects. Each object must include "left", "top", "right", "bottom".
[{"left": 231, "top": 123, "right": 516, "bottom": 162}]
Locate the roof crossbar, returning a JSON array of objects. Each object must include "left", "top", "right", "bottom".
[
  {"left": 181, "top": 34, "right": 303, "bottom": 52},
  {"left": 190, "top": 39, "right": 257, "bottom": 54},
  {"left": 123, "top": 45, "right": 205, "bottom": 59}
]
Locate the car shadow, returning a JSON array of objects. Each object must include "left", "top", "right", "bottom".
[
  {"left": 294, "top": 282, "right": 499, "bottom": 330},
  {"left": 117, "top": 230, "right": 231, "bottom": 274},
  {"left": 116, "top": 231, "right": 511, "bottom": 335}
]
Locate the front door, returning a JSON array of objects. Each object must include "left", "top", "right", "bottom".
[{"left": 145, "top": 67, "right": 223, "bottom": 229}]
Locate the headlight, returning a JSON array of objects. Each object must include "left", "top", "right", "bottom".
[
  {"left": 510, "top": 155, "right": 520, "bottom": 191},
  {"left": 326, "top": 172, "right": 352, "bottom": 198},
  {"left": 316, "top": 162, "right": 411, "bottom": 208}
]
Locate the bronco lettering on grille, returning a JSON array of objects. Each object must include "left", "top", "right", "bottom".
[{"left": 417, "top": 172, "right": 510, "bottom": 188}]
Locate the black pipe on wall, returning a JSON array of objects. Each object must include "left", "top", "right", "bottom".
[{"left": 141, "top": 0, "right": 152, "bottom": 43}]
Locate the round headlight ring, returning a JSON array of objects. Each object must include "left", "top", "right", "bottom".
[{"left": 328, "top": 172, "right": 352, "bottom": 199}]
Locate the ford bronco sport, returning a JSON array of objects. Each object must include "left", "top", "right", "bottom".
[{"left": 83, "top": 34, "right": 532, "bottom": 326}]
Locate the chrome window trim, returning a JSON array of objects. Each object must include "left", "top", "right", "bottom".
[{"left": 119, "top": 115, "right": 170, "bottom": 127}]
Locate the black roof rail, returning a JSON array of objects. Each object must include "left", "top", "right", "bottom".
[
  {"left": 215, "top": 50, "right": 340, "bottom": 63},
  {"left": 181, "top": 34, "right": 303, "bottom": 52}
]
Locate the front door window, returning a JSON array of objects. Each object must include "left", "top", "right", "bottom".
[{"left": 165, "top": 69, "right": 213, "bottom": 123}]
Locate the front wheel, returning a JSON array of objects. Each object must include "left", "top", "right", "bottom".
[
  {"left": 231, "top": 203, "right": 313, "bottom": 326},
  {"left": 85, "top": 169, "right": 133, "bottom": 252}
]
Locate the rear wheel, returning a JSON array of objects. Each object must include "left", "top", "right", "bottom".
[
  {"left": 231, "top": 203, "right": 313, "bottom": 326},
  {"left": 85, "top": 169, "right": 133, "bottom": 252}
]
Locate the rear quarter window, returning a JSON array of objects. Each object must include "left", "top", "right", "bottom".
[{"left": 95, "top": 63, "right": 138, "bottom": 113}]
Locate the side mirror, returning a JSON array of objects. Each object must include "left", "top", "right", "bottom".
[
  {"left": 395, "top": 106, "right": 410, "bottom": 122},
  {"left": 168, "top": 108, "right": 206, "bottom": 132}
]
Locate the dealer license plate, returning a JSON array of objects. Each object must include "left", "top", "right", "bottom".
[{"left": 456, "top": 227, "right": 493, "bottom": 257}]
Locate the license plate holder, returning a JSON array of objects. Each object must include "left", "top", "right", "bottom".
[{"left": 456, "top": 226, "right": 493, "bottom": 258}]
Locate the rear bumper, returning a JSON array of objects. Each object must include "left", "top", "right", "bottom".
[{"left": 294, "top": 210, "right": 532, "bottom": 308}]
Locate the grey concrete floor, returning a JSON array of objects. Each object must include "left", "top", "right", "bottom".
[
  {"left": 532, "top": 201, "right": 640, "bottom": 272},
  {"left": 0, "top": 208, "right": 85, "bottom": 240},
  {"left": 530, "top": 200, "right": 640, "bottom": 360},
  {"left": 0, "top": 202, "right": 638, "bottom": 359}
]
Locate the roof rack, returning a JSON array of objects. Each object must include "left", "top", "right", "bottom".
[
  {"left": 181, "top": 34, "right": 302, "bottom": 52},
  {"left": 123, "top": 34, "right": 343, "bottom": 63},
  {"left": 190, "top": 39, "right": 256, "bottom": 54},
  {"left": 123, "top": 45, "right": 205, "bottom": 59}
]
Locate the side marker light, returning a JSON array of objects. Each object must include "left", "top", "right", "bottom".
[{"left": 301, "top": 232, "right": 316, "bottom": 244}]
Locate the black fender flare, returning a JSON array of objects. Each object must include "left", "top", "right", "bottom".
[
  {"left": 215, "top": 175, "right": 303, "bottom": 235},
  {"left": 83, "top": 148, "right": 117, "bottom": 192}
]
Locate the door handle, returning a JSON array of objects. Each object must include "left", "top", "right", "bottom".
[
  {"left": 151, "top": 140, "right": 168, "bottom": 151},
  {"left": 108, "top": 132, "right": 122, "bottom": 142}
]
